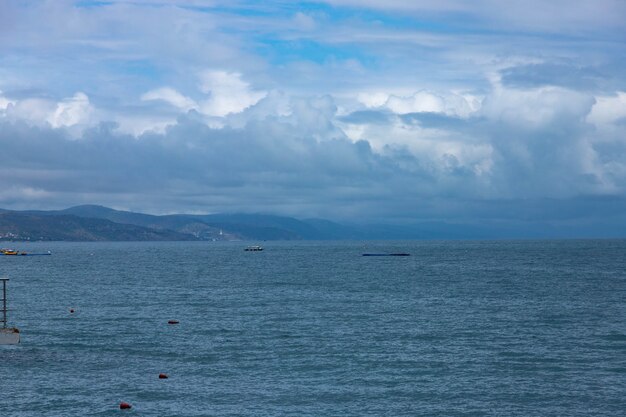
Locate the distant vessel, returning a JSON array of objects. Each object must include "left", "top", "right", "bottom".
[
  {"left": 0, "top": 278, "right": 20, "bottom": 345},
  {"left": 244, "top": 245, "right": 263, "bottom": 251},
  {"left": 1, "top": 248, "right": 51, "bottom": 256}
]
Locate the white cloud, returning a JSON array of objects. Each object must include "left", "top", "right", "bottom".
[
  {"left": 480, "top": 85, "right": 595, "bottom": 128},
  {"left": 357, "top": 92, "right": 390, "bottom": 108},
  {"left": 198, "top": 70, "right": 266, "bottom": 117},
  {"left": 385, "top": 91, "right": 446, "bottom": 114},
  {"left": 141, "top": 87, "right": 198, "bottom": 112},
  {"left": 1, "top": 92, "right": 95, "bottom": 131},
  {"left": 378, "top": 90, "right": 479, "bottom": 118},
  {"left": 587, "top": 91, "right": 626, "bottom": 127},
  {"left": 113, "top": 115, "right": 176, "bottom": 136},
  {"left": 47, "top": 92, "right": 94, "bottom": 128},
  {"left": 5, "top": 98, "right": 56, "bottom": 126}
]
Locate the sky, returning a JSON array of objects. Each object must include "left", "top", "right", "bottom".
[{"left": 1, "top": 0, "right": 626, "bottom": 232}]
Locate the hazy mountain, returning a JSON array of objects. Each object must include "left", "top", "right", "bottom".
[
  {"left": 4, "top": 205, "right": 611, "bottom": 242},
  {"left": 0, "top": 212, "right": 195, "bottom": 241},
  {"left": 192, "top": 213, "right": 334, "bottom": 240},
  {"left": 46, "top": 206, "right": 352, "bottom": 240},
  {"left": 4, "top": 205, "right": 353, "bottom": 241},
  {"left": 23, "top": 205, "right": 224, "bottom": 240}
]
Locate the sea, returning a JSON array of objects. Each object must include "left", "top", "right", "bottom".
[{"left": 1, "top": 240, "right": 625, "bottom": 416}]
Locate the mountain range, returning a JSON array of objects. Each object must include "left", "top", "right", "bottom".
[
  {"left": 2, "top": 204, "right": 624, "bottom": 241},
  {"left": 0, "top": 205, "right": 364, "bottom": 241}
]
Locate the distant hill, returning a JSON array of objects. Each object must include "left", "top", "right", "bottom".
[
  {"left": 1, "top": 205, "right": 358, "bottom": 241},
  {"left": 3, "top": 204, "right": 589, "bottom": 242},
  {"left": 191, "top": 213, "right": 349, "bottom": 240},
  {"left": 52, "top": 205, "right": 357, "bottom": 240},
  {"left": 23, "top": 205, "right": 226, "bottom": 240},
  {"left": 0, "top": 212, "right": 195, "bottom": 241}
]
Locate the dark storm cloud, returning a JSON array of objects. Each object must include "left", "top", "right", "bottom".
[
  {"left": 0, "top": 115, "right": 439, "bottom": 218},
  {"left": 3, "top": 81, "right": 626, "bottom": 229},
  {"left": 3, "top": 106, "right": 626, "bottom": 234}
]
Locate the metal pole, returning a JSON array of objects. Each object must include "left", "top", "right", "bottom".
[{"left": 2, "top": 279, "right": 6, "bottom": 328}]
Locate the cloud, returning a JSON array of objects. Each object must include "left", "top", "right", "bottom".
[
  {"left": 293, "top": 12, "right": 316, "bottom": 31},
  {"left": 357, "top": 92, "right": 390, "bottom": 108},
  {"left": 141, "top": 87, "right": 198, "bottom": 112},
  {"left": 1, "top": 83, "right": 626, "bottom": 228},
  {"left": 481, "top": 85, "right": 595, "bottom": 128},
  {"left": 477, "top": 85, "right": 611, "bottom": 198},
  {"left": 0, "top": 107, "right": 392, "bottom": 217},
  {"left": 140, "top": 71, "right": 269, "bottom": 124},
  {"left": 321, "top": 0, "right": 626, "bottom": 32},
  {"left": 341, "top": 82, "right": 626, "bottom": 203},
  {"left": 385, "top": 91, "right": 446, "bottom": 114},
  {"left": 1, "top": 92, "right": 94, "bottom": 130},
  {"left": 47, "top": 92, "right": 93, "bottom": 128},
  {"left": 0, "top": 91, "right": 491, "bottom": 218},
  {"left": 1, "top": 0, "right": 625, "bottom": 232},
  {"left": 383, "top": 91, "right": 480, "bottom": 118},
  {"left": 0, "top": 91, "right": 15, "bottom": 109},
  {"left": 500, "top": 63, "right": 603, "bottom": 91},
  {"left": 4, "top": 98, "right": 56, "bottom": 126},
  {"left": 198, "top": 71, "right": 266, "bottom": 117},
  {"left": 399, "top": 112, "right": 469, "bottom": 130},
  {"left": 587, "top": 92, "right": 626, "bottom": 127},
  {"left": 339, "top": 110, "right": 392, "bottom": 125}
]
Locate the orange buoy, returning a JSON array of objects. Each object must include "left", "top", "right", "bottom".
[
  {"left": 167, "top": 320, "right": 179, "bottom": 325},
  {"left": 119, "top": 402, "right": 132, "bottom": 410},
  {"left": 158, "top": 373, "right": 169, "bottom": 379}
]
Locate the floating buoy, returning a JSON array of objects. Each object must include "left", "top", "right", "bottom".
[
  {"left": 119, "top": 402, "right": 132, "bottom": 410},
  {"left": 69, "top": 308, "right": 75, "bottom": 314},
  {"left": 158, "top": 373, "right": 169, "bottom": 379},
  {"left": 167, "top": 320, "right": 179, "bottom": 325}
]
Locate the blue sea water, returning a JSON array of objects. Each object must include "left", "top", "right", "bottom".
[{"left": 1, "top": 240, "right": 625, "bottom": 416}]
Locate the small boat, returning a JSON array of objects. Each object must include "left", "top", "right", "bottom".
[
  {"left": 0, "top": 278, "right": 20, "bottom": 345},
  {"left": 244, "top": 245, "right": 263, "bottom": 251},
  {"left": 1, "top": 248, "right": 51, "bottom": 256}
]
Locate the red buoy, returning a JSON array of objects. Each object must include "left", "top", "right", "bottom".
[
  {"left": 167, "top": 320, "right": 179, "bottom": 325},
  {"left": 119, "top": 402, "right": 132, "bottom": 410},
  {"left": 158, "top": 373, "right": 169, "bottom": 379}
]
